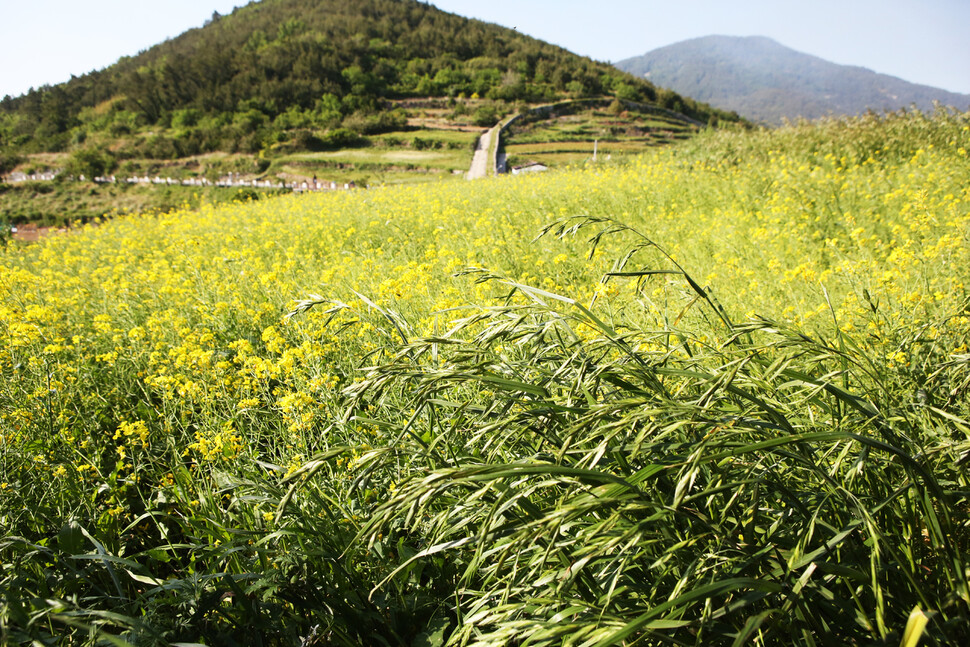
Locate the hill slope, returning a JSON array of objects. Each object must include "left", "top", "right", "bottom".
[
  {"left": 615, "top": 35, "right": 970, "bottom": 124},
  {"left": 0, "top": 0, "right": 734, "bottom": 159}
]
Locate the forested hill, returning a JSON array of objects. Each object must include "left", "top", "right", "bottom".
[{"left": 0, "top": 0, "right": 736, "bottom": 158}]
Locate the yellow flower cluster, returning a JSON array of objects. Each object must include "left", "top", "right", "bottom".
[
  {"left": 188, "top": 421, "right": 244, "bottom": 463},
  {"left": 0, "top": 109, "right": 967, "bottom": 524},
  {"left": 113, "top": 420, "right": 150, "bottom": 447}
]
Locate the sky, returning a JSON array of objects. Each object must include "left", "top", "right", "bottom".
[{"left": 1, "top": 0, "right": 967, "bottom": 99}]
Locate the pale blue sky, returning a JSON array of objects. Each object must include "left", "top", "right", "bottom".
[{"left": 1, "top": 0, "right": 967, "bottom": 99}]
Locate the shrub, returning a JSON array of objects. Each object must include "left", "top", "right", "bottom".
[
  {"left": 342, "top": 109, "right": 408, "bottom": 135},
  {"left": 66, "top": 147, "right": 117, "bottom": 178},
  {"left": 0, "top": 152, "right": 23, "bottom": 176},
  {"left": 472, "top": 103, "right": 500, "bottom": 127},
  {"left": 318, "top": 127, "right": 366, "bottom": 149}
]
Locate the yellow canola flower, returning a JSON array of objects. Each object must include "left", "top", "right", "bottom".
[{"left": 0, "top": 110, "right": 966, "bottom": 523}]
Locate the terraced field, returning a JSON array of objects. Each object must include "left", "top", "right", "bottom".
[
  {"left": 501, "top": 103, "right": 697, "bottom": 169},
  {"left": 271, "top": 127, "right": 481, "bottom": 185}
]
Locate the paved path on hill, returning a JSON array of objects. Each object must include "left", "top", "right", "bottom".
[{"left": 466, "top": 127, "right": 493, "bottom": 179}]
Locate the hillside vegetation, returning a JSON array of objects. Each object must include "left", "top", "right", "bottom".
[
  {"left": 2, "top": 109, "right": 969, "bottom": 645},
  {"left": 0, "top": 0, "right": 730, "bottom": 159},
  {"left": 616, "top": 35, "right": 970, "bottom": 125}
]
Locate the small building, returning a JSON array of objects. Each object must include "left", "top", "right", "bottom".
[{"left": 510, "top": 162, "right": 548, "bottom": 175}]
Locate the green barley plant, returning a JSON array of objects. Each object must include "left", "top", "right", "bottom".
[{"left": 285, "top": 217, "right": 970, "bottom": 645}]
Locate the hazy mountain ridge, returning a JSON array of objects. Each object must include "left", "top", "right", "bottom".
[{"left": 615, "top": 35, "right": 970, "bottom": 124}]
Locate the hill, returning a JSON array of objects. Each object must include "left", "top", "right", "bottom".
[
  {"left": 615, "top": 35, "right": 970, "bottom": 125},
  {"left": 0, "top": 0, "right": 733, "bottom": 160}
]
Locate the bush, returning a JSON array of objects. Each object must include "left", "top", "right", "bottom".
[
  {"left": 0, "top": 152, "right": 23, "bottom": 176},
  {"left": 472, "top": 103, "right": 500, "bottom": 127},
  {"left": 318, "top": 127, "right": 366, "bottom": 149},
  {"left": 232, "top": 132, "right": 267, "bottom": 155},
  {"left": 342, "top": 109, "right": 408, "bottom": 135},
  {"left": 66, "top": 147, "right": 117, "bottom": 178},
  {"left": 450, "top": 101, "right": 469, "bottom": 119},
  {"left": 107, "top": 112, "right": 138, "bottom": 136},
  {"left": 138, "top": 135, "right": 180, "bottom": 160},
  {"left": 171, "top": 108, "right": 202, "bottom": 129},
  {"left": 411, "top": 137, "right": 441, "bottom": 151}
]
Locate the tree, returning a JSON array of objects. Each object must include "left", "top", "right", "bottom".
[
  {"left": 66, "top": 147, "right": 116, "bottom": 179},
  {"left": 0, "top": 152, "right": 23, "bottom": 177}
]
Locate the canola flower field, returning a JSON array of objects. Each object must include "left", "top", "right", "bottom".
[{"left": 2, "top": 109, "right": 970, "bottom": 646}]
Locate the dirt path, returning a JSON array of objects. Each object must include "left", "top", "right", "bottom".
[
  {"left": 10, "top": 224, "right": 61, "bottom": 242},
  {"left": 466, "top": 128, "right": 493, "bottom": 179}
]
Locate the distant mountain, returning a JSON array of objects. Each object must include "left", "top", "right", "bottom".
[{"left": 615, "top": 35, "right": 970, "bottom": 125}]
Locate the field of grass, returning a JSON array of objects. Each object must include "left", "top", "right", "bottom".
[
  {"left": 1, "top": 120, "right": 483, "bottom": 225},
  {"left": 2, "top": 109, "right": 970, "bottom": 645},
  {"left": 275, "top": 143, "right": 471, "bottom": 180},
  {"left": 269, "top": 125, "right": 483, "bottom": 186},
  {"left": 0, "top": 180, "right": 291, "bottom": 229},
  {"left": 502, "top": 106, "right": 695, "bottom": 169}
]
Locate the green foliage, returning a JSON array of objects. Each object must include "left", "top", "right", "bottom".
[
  {"left": 107, "top": 110, "right": 144, "bottom": 136},
  {"left": 331, "top": 248, "right": 970, "bottom": 645},
  {"left": 4, "top": 109, "right": 965, "bottom": 645},
  {"left": 291, "top": 127, "right": 366, "bottom": 151},
  {"left": 314, "top": 92, "right": 344, "bottom": 128},
  {"left": 138, "top": 134, "right": 180, "bottom": 159},
  {"left": 342, "top": 109, "right": 409, "bottom": 135},
  {"left": 0, "top": 151, "right": 22, "bottom": 176},
  {"left": 472, "top": 103, "right": 501, "bottom": 127},
  {"left": 66, "top": 147, "right": 117, "bottom": 178},
  {"left": 170, "top": 108, "right": 201, "bottom": 129},
  {"left": 613, "top": 81, "right": 640, "bottom": 102}
]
